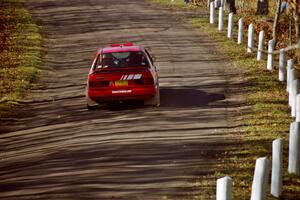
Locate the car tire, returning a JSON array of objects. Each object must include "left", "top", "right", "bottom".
[
  {"left": 145, "top": 86, "right": 160, "bottom": 107},
  {"left": 86, "top": 90, "right": 99, "bottom": 110},
  {"left": 87, "top": 104, "right": 98, "bottom": 110}
]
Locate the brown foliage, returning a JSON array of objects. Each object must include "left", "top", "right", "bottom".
[
  {"left": 288, "top": 0, "right": 300, "bottom": 15},
  {"left": 242, "top": 14, "right": 297, "bottom": 50},
  {"left": 0, "top": 7, "right": 9, "bottom": 53},
  {"left": 189, "top": 0, "right": 208, "bottom": 6},
  {"left": 0, "top": 3, "right": 26, "bottom": 99}
]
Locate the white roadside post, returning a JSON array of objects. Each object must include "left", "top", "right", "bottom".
[
  {"left": 216, "top": 176, "right": 232, "bottom": 200},
  {"left": 237, "top": 18, "right": 243, "bottom": 44},
  {"left": 287, "top": 59, "right": 294, "bottom": 92},
  {"left": 210, "top": 2, "right": 215, "bottom": 24},
  {"left": 257, "top": 31, "right": 265, "bottom": 61},
  {"left": 251, "top": 157, "right": 270, "bottom": 200},
  {"left": 227, "top": 13, "right": 234, "bottom": 38},
  {"left": 247, "top": 23, "right": 254, "bottom": 53},
  {"left": 214, "top": 0, "right": 219, "bottom": 8},
  {"left": 291, "top": 79, "right": 299, "bottom": 117},
  {"left": 218, "top": 7, "right": 224, "bottom": 31},
  {"left": 221, "top": 0, "right": 225, "bottom": 10},
  {"left": 288, "top": 69, "right": 297, "bottom": 106},
  {"left": 296, "top": 94, "right": 300, "bottom": 122},
  {"left": 271, "top": 138, "right": 283, "bottom": 198},
  {"left": 289, "top": 121, "right": 300, "bottom": 175},
  {"left": 278, "top": 49, "right": 286, "bottom": 82},
  {"left": 267, "top": 40, "right": 275, "bottom": 71},
  {"left": 293, "top": 91, "right": 300, "bottom": 118}
]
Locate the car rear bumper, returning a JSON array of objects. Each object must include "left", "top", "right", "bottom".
[{"left": 87, "top": 86, "right": 157, "bottom": 103}]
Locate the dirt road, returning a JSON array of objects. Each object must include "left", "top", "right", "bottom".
[{"left": 0, "top": 0, "right": 244, "bottom": 199}]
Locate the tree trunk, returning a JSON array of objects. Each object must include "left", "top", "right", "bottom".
[
  {"left": 256, "top": 0, "right": 269, "bottom": 15},
  {"left": 295, "top": 12, "right": 300, "bottom": 43},
  {"left": 294, "top": 11, "right": 300, "bottom": 62},
  {"left": 273, "top": 0, "right": 282, "bottom": 46},
  {"left": 226, "top": 0, "right": 236, "bottom": 14}
]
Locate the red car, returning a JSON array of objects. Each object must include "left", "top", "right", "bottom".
[{"left": 86, "top": 42, "right": 160, "bottom": 109}]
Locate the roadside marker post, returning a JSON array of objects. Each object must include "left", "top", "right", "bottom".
[
  {"left": 257, "top": 31, "right": 265, "bottom": 61},
  {"left": 237, "top": 18, "right": 243, "bottom": 44},
  {"left": 289, "top": 121, "right": 300, "bottom": 175},
  {"left": 210, "top": 2, "right": 215, "bottom": 24},
  {"left": 279, "top": 49, "right": 286, "bottom": 82},
  {"left": 221, "top": 0, "right": 225, "bottom": 10},
  {"left": 247, "top": 24, "right": 254, "bottom": 53},
  {"left": 267, "top": 40, "right": 274, "bottom": 71},
  {"left": 291, "top": 79, "right": 299, "bottom": 117},
  {"left": 218, "top": 7, "right": 224, "bottom": 31},
  {"left": 227, "top": 13, "right": 233, "bottom": 38},
  {"left": 287, "top": 59, "right": 294, "bottom": 92},
  {"left": 271, "top": 138, "right": 283, "bottom": 198},
  {"left": 293, "top": 91, "right": 300, "bottom": 118},
  {"left": 251, "top": 157, "right": 270, "bottom": 200},
  {"left": 214, "top": 0, "right": 219, "bottom": 8},
  {"left": 296, "top": 94, "right": 300, "bottom": 122},
  {"left": 217, "top": 176, "right": 232, "bottom": 200},
  {"left": 288, "top": 69, "right": 297, "bottom": 106}
]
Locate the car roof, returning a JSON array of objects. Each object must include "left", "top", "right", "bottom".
[{"left": 100, "top": 43, "right": 143, "bottom": 54}]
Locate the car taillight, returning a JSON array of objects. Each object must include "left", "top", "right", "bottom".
[
  {"left": 134, "top": 78, "right": 154, "bottom": 85},
  {"left": 89, "top": 81, "right": 110, "bottom": 87}
]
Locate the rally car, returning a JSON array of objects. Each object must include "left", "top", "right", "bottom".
[{"left": 86, "top": 42, "right": 160, "bottom": 109}]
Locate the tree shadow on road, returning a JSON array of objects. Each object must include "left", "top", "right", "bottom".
[
  {"left": 160, "top": 87, "right": 225, "bottom": 108},
  {"left": 95, "top": 86, "right": 226, "bottom": 111},
  {"left": 0, "top": 135, "right": 241, "bottom": 200}
]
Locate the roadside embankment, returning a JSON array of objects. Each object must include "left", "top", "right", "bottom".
[{"left": 0, "top": 0, "right": 42, "bottom": 118}]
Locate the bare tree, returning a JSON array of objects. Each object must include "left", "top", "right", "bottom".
[
  {"left": 289, "top": 0, "right": 300, "bottom": 43},
  {"left": 282, "top": 1, "right": 300, "bottom": 51},
  {"left": 273, "top": 0, "right": 282, "bottom": 46},
  {"left": 295, "top": 13, "right": 300, "bottom": 43}
]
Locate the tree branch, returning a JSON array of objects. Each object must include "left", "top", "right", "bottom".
[
  {"left": 246, "top": 41, "right": 300, "bottom": 55},
  {"left": 284, "top": 41, "right": 300, "bottom": 50}
]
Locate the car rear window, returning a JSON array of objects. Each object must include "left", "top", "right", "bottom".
[{"left": 96, "top": 51, "right": 149, "bottom": 69}]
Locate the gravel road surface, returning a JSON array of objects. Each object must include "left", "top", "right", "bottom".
[{"left": 0, "top": 0, "right": 244, "bottom": 199}]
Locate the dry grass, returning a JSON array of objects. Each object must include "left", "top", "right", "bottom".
[
  {"left": 191, "top": 17, "right": 297, "bottom": 199},
  {"left": 0, "top": 0, "right": 42, "bottom": 117}
]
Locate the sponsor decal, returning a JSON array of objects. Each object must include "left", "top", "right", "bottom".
[
  {"left": 127, "top": 74, "right": 134, "bottom": 80},
  {"left": 133, "top": 74, "right": 142, "bottom": 80},
  {"left": 112, "top": 90, "right": 132, "bottom": 94},
  {"left": 122, "top": 75, "right": 128, "bottom": 80},
  {"left": 120, "top": 74, "right": 142, "bottom": 80}
]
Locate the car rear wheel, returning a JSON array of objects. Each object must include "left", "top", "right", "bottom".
[
  {"left": 86, "top": 94, "right": 99, "bottom": 110},
  {"left": 87, "top": 104, "right": 98, "bottom": 110},
  {"left": 145, "top": 87, "right": 160, "bottom": 107}
]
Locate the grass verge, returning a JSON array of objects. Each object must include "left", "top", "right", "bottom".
[
  {"left": 151, "top": 0, "right": 188, "bottom": 8},
  {"left": 192, "top": 17, "right": 300, "bottom": 199},
  {"left": 151, "top": 0, "right": 300, "bottom": 199},
  {"left": 0, "top": 0, "right": 42, "bottom": 118}
]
